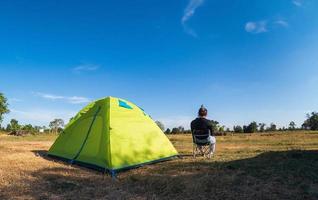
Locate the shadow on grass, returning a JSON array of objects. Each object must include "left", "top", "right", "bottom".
[
  {"left": 1, "top": 150, "right": 318, "bottom": 199},
  {"left": 32, "top": 150, "right": 111, "bottom": 174},
  {"left": 124, "top": 150, "right": 318, "bottom": 200},
  {"left": 33, "top": 150, "right": 48, "bottom": 157}
]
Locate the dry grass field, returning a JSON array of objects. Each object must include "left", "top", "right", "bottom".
[{"left": 1, "top": 131, "right": 318, "bottom": 200}]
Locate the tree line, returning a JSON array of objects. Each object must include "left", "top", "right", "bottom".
[
  {"left": 0, "top": 92, "right": 65, "bottom": 135},
  {"left": 232, "top": 113, "right": 318, "bottom": 133},
  {"left": 156, "top": 113, "right": 318, "bottom": 134},
  {"left": 233, "top": 121, "right": 290, "bottom": 133},
  {"left": 2, "top": 118, "right": 65, "bottom": 135},
  {"left": 1, "top": 92, "right": 318, "bottom": 135}
]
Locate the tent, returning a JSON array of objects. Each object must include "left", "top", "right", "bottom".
[{"left": 48, "top": 97, "right": 178, "bottom": 175}]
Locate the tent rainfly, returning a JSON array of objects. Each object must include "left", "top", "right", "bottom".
[{"left": 48, "top": 97, "right": 178, "bottom": 176}]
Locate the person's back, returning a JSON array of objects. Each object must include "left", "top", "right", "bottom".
[
  {"left": 191, "top": 117, "right": 213, "bottom": 139},
  {"left": 190, "top": 105, "right": 216, "bottom": 157}
]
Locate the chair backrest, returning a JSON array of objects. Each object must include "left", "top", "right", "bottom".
[{"left": 192, "top": 129, "right": 210, "bottom": 145}]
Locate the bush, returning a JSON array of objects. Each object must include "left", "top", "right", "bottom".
[
  {"left": 302, "top": 112, "right": 318, "bottom": 130},
  {"left": 171, "top": 128, "right": 180, "bottom": 134},
  {"left": 9, "top": 130, "right": 30, "bottom": 136},
  {"left": 266, "top": 123, "right": 277, "bottom": 132},
  {"left": 243, "top": 122, "right": 258, "bottom": 133},
  {"left": 233, "top": 126, "right": 243, "bottom": 133}
]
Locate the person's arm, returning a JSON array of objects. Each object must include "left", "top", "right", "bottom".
[
  {"left": 190, "top": 121, "right": 195, "bottom": 142},
  {"left": 190, "top": 121, "right": 194, "bottom": 134},
  {"left": 208, "top": 120, "right": 214, "bottom": 136}
]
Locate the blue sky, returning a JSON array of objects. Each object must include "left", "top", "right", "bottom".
[{"left": 1, "top": 0, "right": 318, "bottom": 129}]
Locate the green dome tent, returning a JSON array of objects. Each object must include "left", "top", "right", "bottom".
[{"left": 48, "top": 97, "right": 178, "bottom": 175}]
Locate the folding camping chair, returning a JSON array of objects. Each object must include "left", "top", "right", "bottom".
[{"left": 192, "top": 130, "right": 212, "bottom": 159}]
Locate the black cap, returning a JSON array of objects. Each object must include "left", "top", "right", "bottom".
[{"left": 198, "top": 105, "right": 208, "bottom": 116}]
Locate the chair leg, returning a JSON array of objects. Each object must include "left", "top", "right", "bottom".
[
  {"left": 201, "top": 147, "right": 204, "bottom": 158},
  {"left": 203, "top": 146, "right": 210, "bottom": 159},
  {"left": 203, "top": 147, "right": 207, "bottom": 158},
  {"left": 193, "top": 144, "right": 213, "bottom": 159}
]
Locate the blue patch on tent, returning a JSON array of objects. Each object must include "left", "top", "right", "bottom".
[{"left": 118, "top": 100, "right": 133, "bottom": 109}]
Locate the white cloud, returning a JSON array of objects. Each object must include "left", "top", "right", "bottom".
[
  {"left": 3, "top": 109, "right": 76, "bottom": 126},
  {"left": 245, "top": 21, "right": 268, "bottom": 34},
  {"left": 67, "top": 96, "right": 91, "bottom": 104},
  {"left": 274, "top": 20, "right": 289, "bottom": 27},
  {"left": 245, "top": 19, "right": 289, "bottom": 34},
  {"left": 38, "top": 93, "right": 64, "bottom": 100},
  {"left": 181, "top": 0, "right": 204, "bottom": 37},
  {"left": 34, "top": 92, "right": 90, "bottom": 104},
  {"left": 292, "top": 0, "right": 302, "bottom": 7},
  {"left": 72, "top": 64, "right": 100, "bottom": 73}
]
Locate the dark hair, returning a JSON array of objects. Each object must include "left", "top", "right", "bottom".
[{"left": 198, "top": 105, "right": 208, "bottom": 117}]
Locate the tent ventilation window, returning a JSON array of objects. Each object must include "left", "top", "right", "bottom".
[{"left": 118, "top": 100, "right": 133, "bottom": 109}]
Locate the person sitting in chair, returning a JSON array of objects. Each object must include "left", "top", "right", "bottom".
[{"left": 190, "top": 105, "right": 216, "bottom": 157}]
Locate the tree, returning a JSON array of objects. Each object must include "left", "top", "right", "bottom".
[
  {"left": 178, "top": 126, "right": 185, "bottom": 133},
  {"left": 289, "top": 121, "right": 296, "bottom": 130},
  {"left": 6, "top": 119, "right": 20, "bottom": 132},
  {"left": 0, "top": 93, "right": 10, "bottom": 128},
  {"left": 155, "top": 121, "right": 165, "bottom": 131},
  {"left": 302, "top": 112, "right": 318, "bottom": 130},
  {"left": 33, "top": 126, "right": 42, "bottom": 132},
  {"left": 259, "top": 123, "right": 266, "bottom": 132},
  {"left": 57, "top": 127, "right": 64, "bottom": 133},
  {"left": 243, "top": 121, "right": 258, "bottom": 133},
  {"left": 219, "top": 126, "right": 225, "bottom": 132},
  {"left": 267, "top": 123, "right": 277, "bottom": 131},
  {"left": 250, "top": 122, "right": 258, "bottom": 133},
  {"left": 233, "top": 125, "right": 243, "bottom": 133},
  {"left": 49, "top": 119, "right": 64, "bottom": 133},
  {"left": 22, "top": 124, "right": 36, "bottom": 133},
  {"left": 210, "top": 120, "right": 219, "bottom": 132},
  {"left": 243, "top": 125, "right": 248, "bottom": 133},
  {"left": 171, "top": 127, "right": 180, "bottom": 134},
  {"left": 184, "top": 129, "right": 192, "bottom": 134},
  {"left": 165, "top": 128, "right": 171, "bottom": 134}
]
